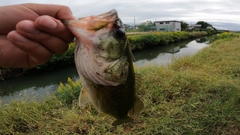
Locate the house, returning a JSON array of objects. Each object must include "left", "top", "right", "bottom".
[{"left": 154, "top": 20, "right": 181, "bottom": 32}]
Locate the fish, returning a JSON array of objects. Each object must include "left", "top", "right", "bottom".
[{"left": 63, "top": 9, "right": 143, "bottom": 126}]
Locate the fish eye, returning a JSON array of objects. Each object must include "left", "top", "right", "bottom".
[{"left": 115, "top": 28, "right": 125, "bottom": 38}]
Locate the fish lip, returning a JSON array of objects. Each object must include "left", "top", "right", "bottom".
[{"left": 62, "top": 9, "right": 122, "bottom": 33}]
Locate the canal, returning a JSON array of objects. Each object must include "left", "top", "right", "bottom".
[{"left": 0, "top": 37, "right": 209, "bottom": 104}]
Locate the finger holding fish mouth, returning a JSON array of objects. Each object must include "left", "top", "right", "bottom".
[
  {"left": 8, "top": 15, "right": 75, "bottom": 55},
  {"left": 34, "top": 15, "right": 75, "bottom": 44}
]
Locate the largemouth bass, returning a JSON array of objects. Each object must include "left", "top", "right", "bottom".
[{"left": 64, "top": 9, "right": 143, "bottom": 126}]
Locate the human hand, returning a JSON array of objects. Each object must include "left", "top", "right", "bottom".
[{"left": 0, "top": 3, "right": 75, "bottom": 68}]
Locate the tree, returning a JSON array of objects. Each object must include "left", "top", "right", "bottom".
[
  {"left": 196, "top": 21, "right": 215, "bottom": 30},
  {"left": 181, "top": 21, "right": 189, "bottom": 31},
  {"left": 138, "top": 21, "right": 155, "bottom": 31}
]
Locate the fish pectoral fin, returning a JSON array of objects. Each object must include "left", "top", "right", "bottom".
[
  {"left": 128, "top": 96, "right": 144, "bottom": 115},
  {"left": 112, "top": 117, "right": 133, "bottom": 126},
  {"left": 79, "top": 87, "right": 89, "bottom": 106}
]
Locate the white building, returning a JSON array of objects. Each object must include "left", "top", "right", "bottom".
[{"left": 154, "top": 20, "right": 181, "bottom": 32}]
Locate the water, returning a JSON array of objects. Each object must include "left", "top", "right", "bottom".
[
  {"left": 0, "top": 66, "right": 79, "bottom": 104},
  {"left": 134, "top": 38, "right": 209, "bottom": 67},
  {"left": 0, "top": 37, "right": 209, "bottom": 104}
]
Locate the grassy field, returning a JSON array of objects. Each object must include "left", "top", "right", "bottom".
[{"left": 0, "top": 34, "right": 240, "bottom": 134}]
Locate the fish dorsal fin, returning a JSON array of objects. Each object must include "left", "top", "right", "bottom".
[
  {"left": 135, "top": 73, "right": 142, "bottom": 91},
  {"left": 79, "top": 87, "right": 89, "bottom": 106},
  {"left": 128, "top": 96, "right": 144, "bottom": 115}
]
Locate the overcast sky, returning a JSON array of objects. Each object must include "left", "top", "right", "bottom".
[{"left": 1, "top": 0, "right": 240, "bottom": 31}]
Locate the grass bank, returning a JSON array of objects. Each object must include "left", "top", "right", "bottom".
[
  {"left": 1, "top": 33, "right": 240, "bottom": 134},
  {"left": 128, "top": 31, "right": 211, "bottom": 50}
]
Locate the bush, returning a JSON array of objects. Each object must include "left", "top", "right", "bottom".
[
  {"left": 55, "top": 77, "right": 81, "bottom": 105},
  {"left": 208, "top": 32, "right": 240, "bottom": 43}
]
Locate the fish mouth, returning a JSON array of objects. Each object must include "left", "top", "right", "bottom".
[
  {"left": 63, "top": 9, "right": 121, "bottom": 31},
  {"left": 85, "top": 9, "right": 122, "bottom": 31}
]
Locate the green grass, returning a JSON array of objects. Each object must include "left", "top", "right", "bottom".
[{"left": 0, "top": 34, "right": 240, "bottom": 134}]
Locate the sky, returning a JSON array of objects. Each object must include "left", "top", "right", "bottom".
[{"left": 1, "top": 0, "right": 240, "bottom": 31}]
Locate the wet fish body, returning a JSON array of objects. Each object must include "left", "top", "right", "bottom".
[{"left": 64, "top": 9, "right": 143, "bottom": 126}]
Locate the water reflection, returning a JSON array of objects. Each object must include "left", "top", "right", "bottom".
[
  {"left": 133, "top": 40, "right": 189, "bottom": 61},
  {"left": 0, "top": 37, "right": 210, "bottom": 104},
  {"left": 0, "top": 66, "right": 78, "bottom": 104},
  {"left": 196, "top": 37, "right": 208, "bottom": 43},
  {"left": 134, "top": 39, "right": 209, "bottom": 67}
]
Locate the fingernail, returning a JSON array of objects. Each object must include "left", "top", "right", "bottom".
[
  {"left": 14, "top": 34, "right": 28, "bottom": 42},
  {"left": 39, "top": 17, "right": 57, "bottom": 30}
]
